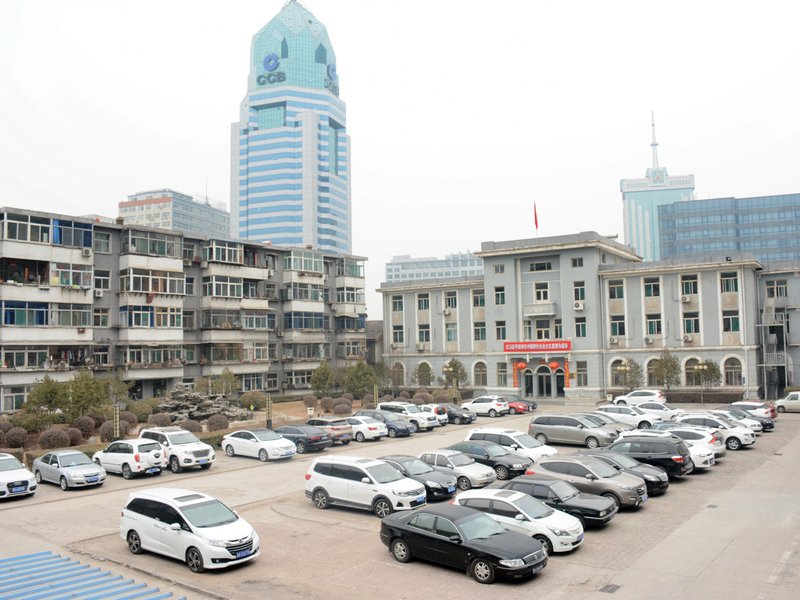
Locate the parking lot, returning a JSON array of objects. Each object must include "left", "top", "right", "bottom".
[{"left": 2, "top": 405, "right": 799, "bottom": 599}]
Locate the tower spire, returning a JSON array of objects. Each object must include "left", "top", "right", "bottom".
[{"left": 650, "top": 111, "right": 659, "bottom": 169}]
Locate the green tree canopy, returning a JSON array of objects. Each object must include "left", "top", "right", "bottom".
[
  {"left": 311, "top": 361, "right": 336, "bottom": 397},
  {"left": 26, "top": 375, "right": 69, "bottom": 413},
  {"left": 68, "top": 371, "right": 111, "bottom": 420},
  {"left": 342, "top": 361, "right": 377, "bottom": 399},
  {"left": 441, "top": 358, "right": 468, "bottom": 388},
  {"left": 412, "top": 363, "right": 433, "bottom": 386},
  {"left": 652, "top": 349, "right": 681, "bottom": 390}
]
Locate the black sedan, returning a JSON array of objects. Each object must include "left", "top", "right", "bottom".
[
  {"left": 447, "top": 440, "right": 532, "bottom": 480},
  {"left": 353, "top": 409, "right": 414, "bottom": 438},
  {"left": 580, "top": 451, "right": 670, "bottom": 496},
  {"left": 496, "top": 475, "right": 618, "bottom": 527},
  {"left": 380, "top": 504, "right": 548, "bottom": 584},
  {"left": 273, "top": 425, "right": 332, "bottom": 454},
  {"left": 441, "top": 404, "right": 478, "bottom": 425},
  {"left": 380, "top": 455, "right": 458, "bottom": 500}
]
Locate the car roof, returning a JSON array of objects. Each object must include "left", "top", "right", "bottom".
[
  {"left": 128, "top": 487, "right": 212, "bottom": 505},
  {"left": 468, "top": 427, "right": 520, "bottom": 435},
  {"left": 505, "top": 475, "right": 560, "bottom": 485},
  {"left": 457, "top": 488, "right": 527, "bottom": 502},
  {"left": 312, "top": 455, "right": 385, "bottom": 467},
  {"left": 430, "top": 448, "right": 461, "bottom": 457},
  {"left": 379, "top": 454, "right": 419, "bottom": 463},
  {"left": 140, "top": 426, "right": 183, "bottom": 433},
  {"left": 309, "top": 416, "right": 349, "bottom": 423},
  {"left": 454, "top": 439, "right": 498, "bottom": 448},
  {"left": 415, "top": 503, "right": 481, "bottom": 521}
]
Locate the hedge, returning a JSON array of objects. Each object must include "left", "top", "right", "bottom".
[
  {"left": 5, "top": 427, "right": 27, "bottom": 448},
  {"left": 73, "top": 415, "right": 96, "bottom": 438},
  {"left": 39, "top": 428, "right": 71, "bottom": 450},
  {"left": 180, "top": 420, "right": 203, "bottom": 433},
  {"left": 207, "top": 414, "right": 229, "bottom": 432},
  {"left": 66, "top": 427, "right": 84, "bottom": 446}
]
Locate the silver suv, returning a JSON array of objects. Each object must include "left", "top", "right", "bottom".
[
  {"left": 528, "top": 414, "right": 618, "bottom": 448},
  {"left": 139, "top": 427, "right": 216, "bottom": 473}
]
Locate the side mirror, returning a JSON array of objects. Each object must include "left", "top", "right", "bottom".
[
  {"left": 511, "top": 444, "right": 519, "bottom": 450},
  {"left": 361, "top": 477, "right": 371, "bottom": 484},
  {"left": 170, "top": 522, "right": 182, "bottom": 531},
  {"left": 514, "top": 514, "right": 527, "bottom": 521},
  {"left": 585, "top": 473, "right": 597, "bottom": 480},
  {"left": 448, "top": 535, "right": 463, "bottom": 544},
  {"left": 577, "top": 424, "right": 584, "bottom": 429},
  {"left": 482, "top": 453, "right": 490, "bottom": 459}
]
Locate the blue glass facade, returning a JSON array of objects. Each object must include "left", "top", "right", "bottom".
[{"left": 658, "top": 193, "right": 800, "bottom": 262}]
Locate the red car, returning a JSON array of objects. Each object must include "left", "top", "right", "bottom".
[{"left": 506, "top": 400, "right": 529, "bottom": 414}]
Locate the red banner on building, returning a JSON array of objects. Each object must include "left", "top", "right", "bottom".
[{"left": 503, "top": 340, "right": 572, "bottom": 353}]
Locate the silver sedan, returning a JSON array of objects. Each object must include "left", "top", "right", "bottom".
[{"left": 32, "top": 450, "right": 106, "bottom": 490}]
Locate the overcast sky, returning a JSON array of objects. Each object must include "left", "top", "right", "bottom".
[{"left": 1, "top": 0, "right": 798, "bottom": 316}]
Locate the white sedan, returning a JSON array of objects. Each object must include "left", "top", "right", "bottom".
[
  {"left": 346, "top": 416, "right": 388, "bottom": 442},
  {"left": 636, "top": 401, "right": 685, "bottom": 421},
  {"left": 596, "top": 404, "right": 663, "bottom": 429},
  {"left": 221, "top": 428, "right": 296, "bottom": 461}
]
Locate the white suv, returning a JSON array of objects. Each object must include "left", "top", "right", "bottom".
[
  {"left": 464, "top": 428, "right": 558, "bottom": 462},
  {"left": 612, "top": 389, "right": 666, "bottom": 405},
  {"left": 596, "top": 405, "right": 662, "bottom": 429},
  {"left": 0, "top": 453, "right": 37, "bottom": 499},
  {"left": 305, "top": 456, "right": 426, "bottom": 518},
  {"left": 120, "top": 487, "right": 259, "bottom": 573},
  {"left": 92, "top": 438, "right": 165, "bottom": 479},
  {"left": 461, "top": 395, "right": 509, "bottom": 417},
  {"left": 376, "top": 402, "right": 439, "bottom": 431},
  {"left": 139, "top": 427, "right": 216, "bottom": 473}
]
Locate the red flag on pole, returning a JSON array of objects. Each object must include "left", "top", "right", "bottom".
[{"left": 534, "top": 203, "right": 539, "bottom": 231}]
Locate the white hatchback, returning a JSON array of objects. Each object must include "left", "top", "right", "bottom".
[
  {"left": 461, "top": 396, "right": 509, "bottom": 417},
  {"left": 596, "top": 405, "right": 663, "bottom": 429},
  {"left": 636, "top": 402, "right": 685, "bottom": 421},
  {"left": 221, "top": 428, "right": 296, "bottom": 461},
  {"left": 346, "top": 416, "right": 389, "bottom": 442}
]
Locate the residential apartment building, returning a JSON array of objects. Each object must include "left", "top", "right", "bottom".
[
  {"left": 0, "top": 207, "right": 366, "bottom": 413},
  {"left": 385, "top": 252, "right": 483, "bottom": 283},
  {"left": 118, "top": 189, "right": 230, "bottom": 239}
]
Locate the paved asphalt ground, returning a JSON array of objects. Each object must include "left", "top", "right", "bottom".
[{"left": 1, "top": 404, "right": 798, "bottom": 599}]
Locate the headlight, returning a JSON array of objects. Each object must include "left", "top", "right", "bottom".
[
  {"left": 499, "top": 558, "right": 525, "bottom": 568},
  {"left": 644, "top": 475, "right": 658, "bottom": 482},
  {"left": 548, "top": 527, "right": 570, "bottom": 537},
  {"left": 207, "top": 539, "right": 228, "bottom": 547},
  {"left": 512, "top": 464, "right": 524, "bottom": 469},
  {"left": 394, "top": 489, "right": 419, "bottom": 497},
  {"left": 425, "top": 480, "right": 442, "bottom": 488},
  {"left": 617, "top": 484, "right": 632, "bottom": 491}
]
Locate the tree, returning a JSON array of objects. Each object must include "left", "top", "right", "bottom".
[
  {"left": 372, "top": 361, "right": 391, "bottom": 392},
  {"left": 699, "top": 359, "right": 721, "bottom": 389},
  {"left": 652, "top": 349, "right": 681, "bottom": 390},
  {"left": 104, "top": 374, "right": 132, "bottom": 406},
  {"left": 311, "top": 361, "right": 336, "bottom": 397},
  {"left": 441, "top": 358, "right": 467, "bottom": 388},
  {"left": 618, "top": 359, "right": 643, "bottom": 393},
  {"left": 27, "top": 375, "right": 69, "bottom": 413},
  {"left": 68, "top": 371, "right": 111, "bottom": 420},
  {"left": 412, "top": 363, "right": 433, "bottom": 386},
  {"left": 342, "top": 361, "right": 377, "bottom": 399},
  {"left": 208, "top": 368, "right": 238, "bottom": 396}
]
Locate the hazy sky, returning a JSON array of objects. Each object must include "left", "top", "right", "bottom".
[{"left": 1, "top": 1, "right": 798, "bottom": 316}]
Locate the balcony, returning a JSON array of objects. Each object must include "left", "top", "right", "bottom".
[
  {"left": 762, "top": 352, "right": 786, "bottom": 367},
  {"left": 523, "top": 302, "right": 556, "bottom": 317}
]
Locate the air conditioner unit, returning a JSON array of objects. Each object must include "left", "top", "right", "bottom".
[
  {"left": 680, "top": 295, "right": 690, "bottom": 303},
  {"left": 298, "top": 271, "right": 306, "bottom": 277},
  {"left": 416, "top": 343, "right": 425, "bottom": 351},
  {"left": 609, "top": 336, "right": 618, "bottom": 344},
  {"left": 200, "top": 261, "right": 208, "bottom": 269},
  {"left": 330, "top": 304, "right": 338, "bottom": 312},
  {"left": 81, "top": 248, "right": 92, "bottom": 258},
  {"left": 573, "top": 300, "right": 585, "bottom": 311},
  {"left": 683, "top": 334, "right": 693, "bottom": 342},
  {"left": 275, "top": 329, "right": 283, "bottom": 337},
  {"left": 443, "top": 308, "right": 451, "bottom": 316},
  {"left": 644, "top": 336, "right": 653, "bottom": 344},
  {"left": 94, "top": 289, "right": 103, "bottom": 298}
]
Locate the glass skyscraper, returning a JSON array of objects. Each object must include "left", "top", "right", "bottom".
[{"left": 230, "top": 1, "right": 351, "bottom": 254}]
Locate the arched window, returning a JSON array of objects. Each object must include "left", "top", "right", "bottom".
[
  {"left": 611, "top": 359, "right": 624, "bottom": 386},
  {"left": 281, "top": 38, "right": 289, "bottom": 59},
  {"left": 315, "top": 43, "right": 327, "bottom": 64},
  {"left": 390, "top": 362, "right": 404, "bottom": 387},
  {"left": 646, "top": 359, "right": 662, "bottom": 387},
  {"left": 724, "top": 358, "right": 742, "bottom": 386},
  {"left": 685, "top": 358, "right": 700, "bottom": 386},
  {"left": 474, "top": 362, "right": 487, "bottom": 386}
]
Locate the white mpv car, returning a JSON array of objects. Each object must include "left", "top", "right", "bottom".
[{"left": 120, "top": 487, "right": 260, "bottom": 572}]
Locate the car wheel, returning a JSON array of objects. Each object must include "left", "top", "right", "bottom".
[
  {"left": 617, "top": 400, "right": 627, "bottom": 405},
  {"left": 341, "top": 439, "right": 351, "bottom": 445},
  {"left": 777, "top": 406, "right": 785, "bottom": 413},
  {"left": 453, "top": 416, "right": 462, "bottom": 425},
  {"left": 488, "top": 409, "right": 498, "bottom": 418},
  {"left": 170, "top": 456, "right": 183, "bottom": 473},
  {"left": 535, "top": 433, "right": 548, "bottom": 444},
  {"left": 534, "top": 534, "right": 553, "bottom": 555},
  {"left": 585, "top": 436, "right": 599, "bottom": 449},
  {"left": 355, "top": 432, "right": 366, "bottom": 442},
  {"left": 127, "top": 530, "right": 143, "bottom": 554},
  {"left": 185, "top": 547, "right": 205, "bottom": 573},
  {"left": 391, "top": 538, "right": 412, "bottom": 563},
  {"left": 152, "top": 469, "right": 162, "bottom": 476},
  {"left": 296, "top": 441, "right": 306, "bottom": 454},
  {"left": 576, "top": 514, "right": 587, "bottom": 529},
  {"left": 470, "top": 558, "right": 496, "bottom": 584},
  {"left": 409, "top": 422, "right": 419, "bottom": 433},
  {"left": 494, "top": 465, "right": 510, "bottom": 480},
  {"left": 726, "top": 437, "right": 742, "bottom": 451},
  {"left": 200, "top": 463, "right": 211, "bottom": 470},
  {"left": 312, "top": 488, "right": 329, "bottom": 509},
  {"left": 638, "top": 421, "right": 652, "bottom": 430},
  {"left": 602, "top": 492, "right": 621, "bottom": 509},
  {"left": 373, "top": 497, "right": 393, "bottom": 518},
  {"left": 259, "top": 449, "right": 269, "bottom": 462},
  {"left": 225, "top": 444, "right": 235, "bottom": 457},
  {"left": 388, "top": 428, "right": 398, "bottom": 438},
  {"left": 509, "top": 407, "right": 517, "bottom": 415},
  {"left": 121, "top": 463, "right": 133, "bottom": 480},
  {"left": 457, "top": 476, "right": 472, "bottom": 491},
  {"left": 60, "top": 477, "right": 69, "bottom": 491},
  {"left": 34, "top": 470, "right": 43, "bottom": 484}
]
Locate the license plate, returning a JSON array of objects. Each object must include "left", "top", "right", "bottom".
[
  {"left": 146, "top": 467, "right": 159, "bottom": 474},
  {"left": 198, "top": 459, "right": 208, "bottom": 464},
  {"left": 577, "top": 532, "right": 584, "bottom": 542},
  {"left": 640, "top": 493, "right": 649, "bottom": 503},
  {"left": 416, "top": 496, "right": 425, "bottom": 504},
  {"left": 447, "top": 486, "right": 456, "bottom": 493},
  {"left": 341, "top": 434, "right": 351, "bottom": 440},
  {"left": 86, "top": 477, "right": 98, "bottom": 483},
  {"left": 11, "top": 486, "right": 25, "bottom": 493},
  {"left": 235, "top": 549, "right": 251, "bottom": 559},
  {"left": 531, "top": 563, "right": 543, "bottom": 574}
]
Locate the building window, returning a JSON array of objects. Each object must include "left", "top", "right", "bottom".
[
  {"left": 554, "top": 319, "right": 562, "bottom": 339},
  {"left": 473, "top": 322, "right": 486, "bottom": 341},
  {"left": 573, "top": 281, "right": 585, "bottom": 301},
  {"left": 571, "top": 257, "right": 583, "bottom": 268},
  {"left": 186, "top": 277, "right": 194, "bottom": 296},
  {"left": 609, "top": 280, "right": 624, "bottom": 299},
  {"left": 495, "top": 321, "right": 506, "bottom": 341},
  {"left": 446, "top": 323, "right": 458, "bottom": 342},
  {"left": 721, "top": 272, "right": 738, "bottom": 294},
  {"left": 497, "top": 363, "right": 508, "bottom": 387},
  {"left": 646, "top": 314, "right": 662, "bottom": 335},
  {"left": 523, "top": 320, "right": 532, "bottom": 340},
  {"left": 494, "top": 286, "right": 505, "bottom": 305},
  {"left": 417, "top": 293, "right": 429, "bottom": 310},
  {"left": 647, "top": 359, "right": 662, "bottom": 387},
  {"left": 682, "top": 274, "right": 698, "bottom": 295},
  {"left": 535, "top": 319, "right": 550, "bottom": 340},
  {"left": 683, "top": 312, "right": 700, "bottom": 334},
  {"left": 494, "top": 265, "right": 504, "bottom": 274},
  {"left": 766, "top": 280, "right": 788, "bottom": 298},
  {"left": 611, "top": 359, "right": 625, "bottom": 386},
  {"left": 94, "top": 270, "right": 110, "bottom": 290},
  {"left": 722, "top": 310, "right": 740, "bottom": 332},
  {"left": 474, "top": 362, "right": 487, "bottom": 386},
  {"left": 610, "top": 315, "right": 625, "bottom": 336},
  {"left": 472, "top": 289, "right": 485, "bottom": 307},
  {"left": 93, "top": 231, "right": 111, "bottom": 253},
  {"left": 535, "top": 282, "right": 549, "bottom": 301},
  {"left": 183, "top": 310, "right": 196, "bottom": 330},
  {"left": 392, "top": 325, "right": 404, "bottom": 344},
  {"left": 392, "top": 295, "right": 403, "bottom": 312},
  {"left": 418, "top": 324, "right": 430, "bottom": 343},
  {"left": 445, "top": 291, "right": 457, "bottom": 309},
  {"left": 724, "top": 357, "right": 743, "bottom": 386},
  {"left": 576, "top": 361, "right": 588, "bottom": 387},
  {"left": 93, "top": 308, "right": 109, "bottom": 327},
  {"left": 575, "top": 317, "right": 586, "bottom": 338},
  {"left": 685, "top": 359, "right": 701, "bottom": 386},
  {"left": 644, "top": 277, "right": 660, "bottom": 297},
  {"left": 529, "top": 261, "right": 552, "bottom": 272}
]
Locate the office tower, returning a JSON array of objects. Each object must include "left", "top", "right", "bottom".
[{"left": 119, "top": 189, "right": 230, "bottom": 238}]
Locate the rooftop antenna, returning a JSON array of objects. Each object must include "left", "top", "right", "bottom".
[{"left": 650, "top": 111, "right": 659, "bottom": 169}]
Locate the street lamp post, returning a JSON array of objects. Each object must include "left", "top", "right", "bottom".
[
  {"left": 615, "top": 364, "right": 631, "bottom": 395},
  {"left": 443, "top": 366, "right": 457, "bottom": 402},
  {"left": 696, "top": 364, "right": 709, "bottom": 405}
]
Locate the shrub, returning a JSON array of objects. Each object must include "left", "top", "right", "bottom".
[
  {"left": 66, "top": 427, "right": 84, "bottom": 446},
  {"left": 73, "top": 415, "right": 96, "bottom": 438},
  {"left": 320, "top": 397, "right": 334, "bottom": 413},
  {"left": 0, "top": 421, "right": 12, "bottom": 434},
  {"left": 129, "top": 401, "right": 153, "bottom": 423},
  {"left": 332, "top": 404, "right": 351, "bottom": 415},
  {"left": 180, "top": 420, "right": 202, "bottom": 433},
  {"left": 303, "top": 395, "right": 318, "bottom": 408},
  {"left": 86, "top": 406, "right": 113, "bottom": 426},
  {"left": 120, "top": 411, "right": 138, "bottom": 428},
  {"left": 333, "top": 397, "right": 352, "bottom": 410},
  {"left": 0, "top": 431, "right": 5, "bottom": 447},
  {"left": 145, "top": 397, "right": 164, "bottom": 411},
  {"left": 381, "top": 394, "right": 394, "bottom": 402},
  {"left": 148, "top": 412, "right": 172, "bottom": 427},
  {"left": 240, "top": 391, "right": 267, "bottom": 410},
  {"left": 98, "top": 421, "right": 115, "bottom": 443},
  {"left": 10, "top": 412, "right": 53, "bottom": 433},
  {"left": 398, "top": 390, "right": 410, "bottom": 399},
  {"left": 342, "top": 392, "right": 354, "bottom": 401},
  {"left": 39, "top": 428, "right": 70, "bottom": 450},
  {"left": 5, "top": 427, "right": 28, "bottom": 448},
  {"left": 206, "top": 414, "right": 229, "bottom": 432},
  {"left": 360, "top": 394, "right": 374, "bottom": 407}
]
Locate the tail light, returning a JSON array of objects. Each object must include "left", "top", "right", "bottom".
[
  {"left": 304, "top": 473, "right": 311, "bottom": 480},
  {"left": 134, "top": 453, "right": 141, "bottom": 463},
  {"left": 526, "top": 468, "right": 536, "bottom": 475},
  {"left": 671, "top": 455, "right": 685, "bottom": 463},
  {"left": 368, "top": 427, "right": 377, "bottom": 431}
]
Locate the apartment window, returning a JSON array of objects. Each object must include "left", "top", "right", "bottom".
[
  {"left": 186, "top": 277, "right": 195, "bottom": 296},
  {"left": 575, "top": 317, "right": 586, "bottom": 338},
  {"left": 494, "top": 265, "right": 504, "bottom": 274},
  {"left": 682, "top": 274, "right": 698, "bottom": 295},
  {"left": 529, "top": 261, "right": 552, "bottom": 272},
  {"left": 392, "top": 295, "right": 403, "bottom": 312},
  {"left": 418, "top": 324, "right": 430, "bottom": 343},
  {"left": 93, "top": 307, "right": 109, "bottom": 327},
  {"left": 445, "top": 291, "right": 457, "bottom": 309},
  {"left": 94, "top": 270, "right": 110, "bottom": 290},
  {"left": 576, "top": 361, "right": 588, "bottom": 387},
  {"left": 120, "top": 305, "right": 153, "bottom": 328},
  {"left": 573, "top": 281, "right": 585, "bottom": 301},
  {"left": 766, "top": 280, "right": 788, "bottom": 298},
  {"left": 646, "top": 314, "right": 662, "bottom": 335},
  {"left": 572, "top": 257, "right": 584, "bottom": 268},
  {"left": 644, "top": 277, "right": 660, "bottom": 297},
  {"left": 495, "top": 321, "right": 507, "bottom": 340},
  {"left": 53, "top": 303, "right": 92, "bottom": 327},
  {"left": 474, "top": 322, "right": 486, "bottom": 341},
  {"left": 474, "top": 362, "right": 487, "bottom": 386},
  {"left": 523, "top": 320, "right": 532, "bottom": 340},
  {"left": 202, "top": 276, "right": 242, "bottom": 298},
  {"left": 609, "top": 280, "right": 624, "bottom": 299},
  {"left": 93, "top": 231, "right": 111, "bottom": 253},
  {"left": 183, "top": 310, "right": 196, "bottom": 330},
  {"left": 5, "top": 213, "right": 50, "bottom": 243},
  {"left": 721, "top": 272, "right": 739, "bottom": 294},
  {"left": 722, "top": 310, "right": 740, "bottom": 332},
  {"left": 683, "top": 312, "right": 700, "bottom": 334},
  {"left": 554, "top": 319, "right": 562, "bottom": 339},
  {"left": 535, "top": 282, "right": 549, "bottom": 301},
  {"left": 535, "top": 319, "right": 550, "bottom": 340},
  {"left": 51, "top": 263, "right": 92, "bottom": 288},
  {"left": 497, "top": 363, "right": 508, "bottom": 387},
  {"left": 446, "top": 323, "right": 458, "bottom": 342},
  {"left": 154, "top": 307, "right": 182, "bottom": 328},
  {"left": 610, "top": 315, "right": 625, "bottom": 336},
  {"left": 494, "top": 286, "right": 505, "bottom": 305},
  {"left": 417, "top": 293, "right": 429, "bottom": 310},
  {"left": 472, "top": 289, "right": 485, "bottom": 307},
  {"left": 392, "top": 325, "right": 404, "bottom": 344}
]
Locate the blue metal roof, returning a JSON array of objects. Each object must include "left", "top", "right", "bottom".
[{"left": 0, "top": 551, "right": 187, "bottom": 600}]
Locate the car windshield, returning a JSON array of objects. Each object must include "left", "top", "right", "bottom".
[
  {"left": 574, "top": 417, "right": 597, "bottom": 428},
  {"left": 662, "top": 403, "right": 678, "bottom": 410},
  {"left": 169, "top": 432, "right": 200, "bottom": 445},
  {"left": 550, "top": 479, "right": 580, "bottom": 501},
  {"left": 580, "top": 415, "right": 605, "bottom": 426},
  {"left": 513, "top": 434, "right": 543, "bottom": 449},
  {"left": 361, "top": 417, "right": 381, "bottom": 425},
  {"left": 590, "top": 413, "right": 614, "bottom": 424},
  {"left": 0, "top": 457, "right": 23, "bottom": 472},
  {"left": 484, "top": 444, "right": 509, "bottom": 457},
  {"left": 449, "top": 453, "right": 474, "bottom": 467},
  {"left": 610, "top": 454, "right": 639, "bottom": 468},
  {"left": 181, "top": 499, "right": 238, "bottom": 528},
  {"left": 458, "top": 512, "right": 507, "bottom": 541},
  {"left": 714, "top": 415, "right": 737, "bottom": 428},
  {"left": 726, "top": 409, "right": 749, "bottom": 419},
  {"left": 400, "top": 458, "right": 433, "bottom": 475},
  {"left": 585, "top": 460, "right": 618, "bottom": 478},
  {"left": 59, "top": 453, "right": 92, "bottom": 467},
  {"left": 515, "top": 494, "right": 554, "bottom": 518},
  {"left": 403, "top": 406, "right": 421, "bottom": 413},
  {"left": 253, "top": 430, "right": 282, "bottom": 441},
  {"left": 366, "top": 463, "right": 403, "bottom": 484}
]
